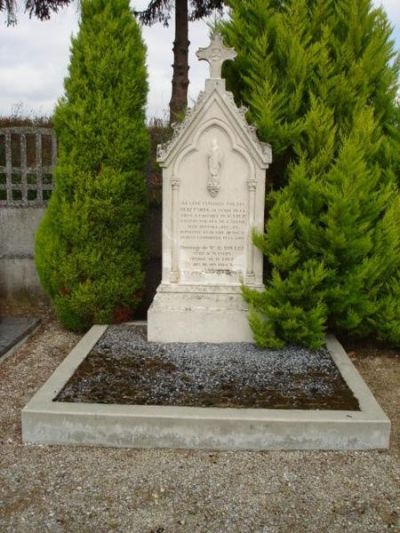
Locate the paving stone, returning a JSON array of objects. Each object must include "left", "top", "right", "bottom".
[{"left": 0, "top": 317, "right": 40, "bottom": 359}]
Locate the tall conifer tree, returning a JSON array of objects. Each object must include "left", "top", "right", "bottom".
[
  {"left": 223, "top": 0, "right": 400, "bottom": 348},
  {"left": 35, "top": 0, "right": 150, "bottom": 331}
]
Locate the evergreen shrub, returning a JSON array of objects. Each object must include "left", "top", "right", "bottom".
[
  {"left": 223, "top": 0, "right": 400, "bottom": 348},
  {"left": 35, "top": 0, "right": 149, "bottom": 330}
]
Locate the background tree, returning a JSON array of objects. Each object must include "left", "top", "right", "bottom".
[
  {"left": 0, "top": 0, "right": 70, "bottom": 24},
  {"left": 222, "top": 0, "right": 400, "bottom": 348},
  {"left": 136, "top": 0, "right": 224, "bottom": 123},
  {"left": 35, "top": 0, "right": 150, "bottom": 331}
]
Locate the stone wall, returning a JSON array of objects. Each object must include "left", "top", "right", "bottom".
[
  {"left": 0, "top": 203, "right": 162, "bottom": 312},
  {"left": 0, "top": 126, "right": 56, "bottom": 304},
  {"left": 0, "top": 207, "right": 47, "bottom": 302}
]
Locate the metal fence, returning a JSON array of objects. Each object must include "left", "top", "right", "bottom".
[{"left": 0, "top": 127, "right": 57, "bottom": 206}]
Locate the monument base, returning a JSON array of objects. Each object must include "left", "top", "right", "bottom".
[{"left": 147, "top": 284, "right": 259, "bottom": 343}]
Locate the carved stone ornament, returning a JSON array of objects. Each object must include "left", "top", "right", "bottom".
[
  {"left": 207, "top": 138, "right": 223, "bottom": 197},
  {"left": 196, "top": 33, "right": 237, "bottom": 79},
  {"left": 156, "top": 34, "right": 272, "bottom": 167}
]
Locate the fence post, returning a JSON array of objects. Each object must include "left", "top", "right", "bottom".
[
  {"left": 5, "top": 131, "right": 12, "bottom": 204},
  {"left": 35, "top": 131, "right": 43, "bottom": 203},
  {"left": 20, "top": 133, "right": 27, "bottom": 201}
]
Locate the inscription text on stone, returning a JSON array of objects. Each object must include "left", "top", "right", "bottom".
[{"left": 179, "top": 199, "right": 247, "bottom": 273}]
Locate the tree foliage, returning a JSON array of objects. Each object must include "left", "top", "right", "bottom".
[
  {"left": 223, "top": 0, "right": 400, "bottom": 348},
  {"left": 135, "top": 0, "right": 223, "bottom": 26},
  {"left": 1, "top": 0, "right": 70, "bottom": 25},
  {"left": 35, "top": 0, "right": 150, "bottom": 331}
]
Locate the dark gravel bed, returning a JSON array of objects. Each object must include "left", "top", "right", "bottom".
[{"left": 56, "top": 324, "right": 359, "bottom": 410}]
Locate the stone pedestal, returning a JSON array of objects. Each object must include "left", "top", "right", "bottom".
[
  {"left": 147, "top": 34, "right": 272, "bottom": 343},
  {"left": 148, "top": 285, "right": 260, "bottom": 343}
]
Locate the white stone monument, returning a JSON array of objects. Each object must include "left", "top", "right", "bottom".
[{"left": 147, "top": 33, "right": 272, "bottom": 342}]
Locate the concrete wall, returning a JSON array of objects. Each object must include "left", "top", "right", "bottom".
[
  {"left": 0, "top": 207, "right": 47, "bottom": 302},
  {"left": 0, "top": 205, "right": 162, "bottom": 311}
]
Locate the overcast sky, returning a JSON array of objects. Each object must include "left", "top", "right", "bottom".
[{"left": 0, "top": 0, "right": 399, "bottom": 119}]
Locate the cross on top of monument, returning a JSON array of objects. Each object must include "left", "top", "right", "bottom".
[{"left": 196, "top": 33, "right": 237, "bottom": 79}]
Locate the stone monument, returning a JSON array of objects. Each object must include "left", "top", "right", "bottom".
[{"left": 147, "top": 33, "right": 272, "bottom": 342}]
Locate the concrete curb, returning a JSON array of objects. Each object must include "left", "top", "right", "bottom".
[{"left": 21, "top": 326, "right": 390, "bottom": 450}]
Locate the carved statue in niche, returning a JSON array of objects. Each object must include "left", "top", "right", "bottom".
[{"left": 207, "top": 138, "right": 223, "bottom": 198}]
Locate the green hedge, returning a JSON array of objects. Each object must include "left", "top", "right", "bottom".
[{"left": 35, "top": 0, "right": 150, "bottom": 331}]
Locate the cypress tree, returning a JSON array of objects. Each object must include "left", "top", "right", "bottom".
[
  {"left": 35, "top": 0, "right": 150, "bottom": 331},
  {"left": 223, "top": 0, "right": 400, "bottom": 348}
]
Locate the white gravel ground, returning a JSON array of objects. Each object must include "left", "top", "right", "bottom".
[{"left": 0, "top": 313, "right": 399, "bottom": 532}]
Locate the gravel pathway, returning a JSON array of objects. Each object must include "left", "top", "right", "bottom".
[{"left": 0, "top": 314, "right": 399, "bottom": 532}]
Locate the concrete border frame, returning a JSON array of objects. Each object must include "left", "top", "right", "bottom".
[{"left": 22, "top": 325, "right": 390, "bottom": 450}]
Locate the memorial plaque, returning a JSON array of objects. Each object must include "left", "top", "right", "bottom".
[
  {"left": 148, "top": 34, "right": 272, "bottom": 343},
  {"left": 179, "top": 199, "right": 247, "bottom": 276}
]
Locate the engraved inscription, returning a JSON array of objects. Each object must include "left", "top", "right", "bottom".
[{"left": 179, "top": 199, "right": 247, "bottom": 273}]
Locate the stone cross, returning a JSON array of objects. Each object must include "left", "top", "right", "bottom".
[{"left": 196, "top": 33, "right": 237, "bottom": 79}]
